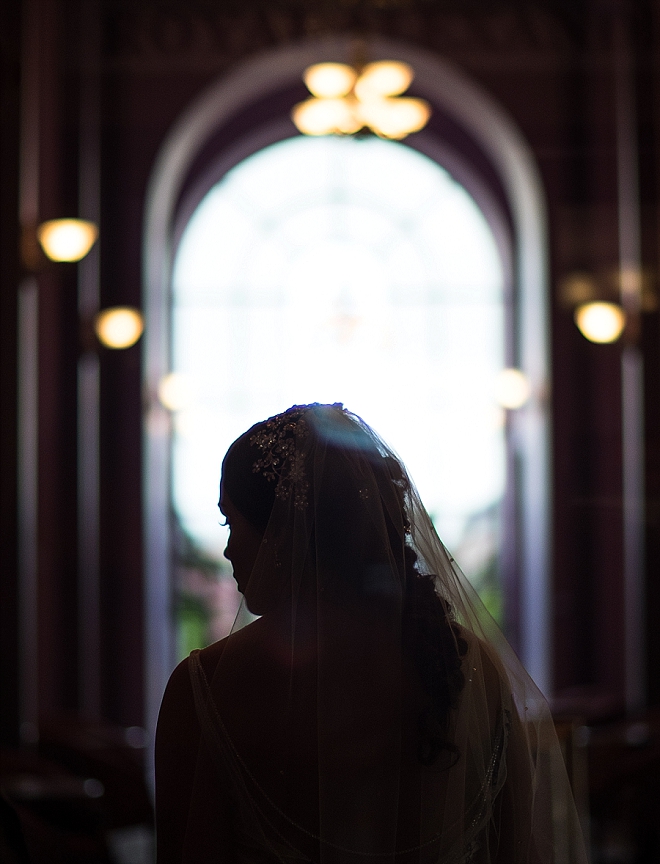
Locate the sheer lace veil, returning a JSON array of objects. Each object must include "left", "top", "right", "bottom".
[{"left": 194, "top": 404, "right": 587, "bottom": 863}]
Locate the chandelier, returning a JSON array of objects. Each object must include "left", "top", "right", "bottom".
[{"left": 292, "top": 61, "right": 431, "bottom": 140}]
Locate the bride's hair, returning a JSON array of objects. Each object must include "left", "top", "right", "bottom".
[
  {"left": 222, "top": 405, "right": 467, "bottom": 766},
  {"left": 379, "top": 453, "right": 467, "bottom": 766},
  {"left": 403, "top": 551, "right": 467, "bottom": 765}
]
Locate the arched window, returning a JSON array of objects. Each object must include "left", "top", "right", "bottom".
[
  {"left": 143, "top": 38, "right": 549, "bottom": 749},
  {"left": 171, "top": 134, "right": 506, "bottom": 653}
]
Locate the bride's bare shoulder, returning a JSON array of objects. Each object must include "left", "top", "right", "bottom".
[
  {"left": 200, "top": 617, "right": 273, "bottom": 679},
  {"left": 161, "top": 632, "right": 229, "bottom": 700},
  {"left": 197, "top": 634, "right": 230, "bottom": 676}
]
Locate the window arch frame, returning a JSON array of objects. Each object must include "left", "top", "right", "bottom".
[{"left": 142, "top": 36, "right": 551, "bottom": 760}]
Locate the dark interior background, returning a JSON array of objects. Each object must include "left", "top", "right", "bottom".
[{"left": 1, "top": 1, "right": 659, "bottom": 861}]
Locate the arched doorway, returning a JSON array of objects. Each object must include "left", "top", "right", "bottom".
[{"left": 143, "top": 37, "right": 550, "bottom": 753}]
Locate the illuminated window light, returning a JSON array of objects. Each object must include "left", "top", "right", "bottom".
[
  {"left": 495, "top": 368, "right": 531, "bottom": 409},
  {"left": 95, "top": 307, "right": 144, "bottom": 349},
  {"left": 574, "top": 302, "right": 625, "bottom": 344},
  {"left": 293, "top": 60, "right": 431, "bottom": 140},
  {"left": 37, "top": 218, "right": 98, "bottom": 262}
]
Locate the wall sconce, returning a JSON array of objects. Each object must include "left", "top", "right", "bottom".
[
  {"left": 94, "top": 306, "right": 144, "bottom": 349},
  {"left": 574, "top": 302, "right": 626, "bottom": 344},
  {"left": 495, "top": 368, "right": 531, "bottom": 409},
  {"left": 292, "top": 61, "right": 431, "bottom": 140},
  {"left": 157, "top": 372, "right": 194, "bottom": 412},
  {"left": 559, "top": 272, "right": 628, "bottom": 344},
  {"left": 37, "top": 218, "right": 98, "bottom": 262}
]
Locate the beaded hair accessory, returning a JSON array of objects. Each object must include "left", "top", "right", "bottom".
[{"left": 250, "top": 405, "right": 312, "bottom": 509}]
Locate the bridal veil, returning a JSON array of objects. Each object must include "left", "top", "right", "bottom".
[{"left": 158, "top": 403, "right": 588, "bottom": 864}]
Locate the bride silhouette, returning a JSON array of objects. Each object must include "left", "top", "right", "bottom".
[{"left": 156, "top": 404, "right": 587, "bottom": 863}]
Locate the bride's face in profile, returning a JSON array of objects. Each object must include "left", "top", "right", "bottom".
[{"left": 218, "top": 486, "right": 264, "bottom": 597}]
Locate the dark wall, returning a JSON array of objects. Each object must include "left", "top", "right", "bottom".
[{"left": 2, "top": 0, "right": 659, "bottom": 742}]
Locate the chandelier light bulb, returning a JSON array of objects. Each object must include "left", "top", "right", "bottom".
[
  {"left": 303, "top": 63, "right": 357, "bottom": 99},
  {"left": 37, "top": 218, "right": 98, "bottom": 262},
  {"left": 574, "top": 302, "right": 626, "bottom": 343},
  {"left": 495, "top": 368, "right": 531, "bottom": 409},
  {"left": 94, "top": 307, "right": 144, "bottom": 349}
]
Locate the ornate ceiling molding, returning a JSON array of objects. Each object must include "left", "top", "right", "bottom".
[{"left": 104, "top": 2, "right": 575, "bottom": 68}]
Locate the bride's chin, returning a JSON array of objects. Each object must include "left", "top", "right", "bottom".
[{"left": 243, "top": 586, "right": 294, "bottom": 618}]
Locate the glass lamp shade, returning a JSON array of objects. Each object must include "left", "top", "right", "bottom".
[
  {"left": 37, "top": 218, "right": 98, "bottom": 262},
  {"left": 495, "top": 368, "right": 531, "bottom": 409},
  {"left": 574, "top": 302, "right": 626, "bottom": 343},
  {"left": 303, "top": 63, "right": 357, "bottom": 98},
  {"left": 358, "top": 97, "right": 431, "bottom": 139},
  {"left": 292, "top": 97, "right": 362, "bottom": 136},
  {"left": 354, "top": 61, "right": 414, "bottom": 99},
  {"left": 158, "top": 372, "right": 194, "bottom": 412},
  {"left": 94, "top": 307, "right": 144, "bottom": 349}
]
